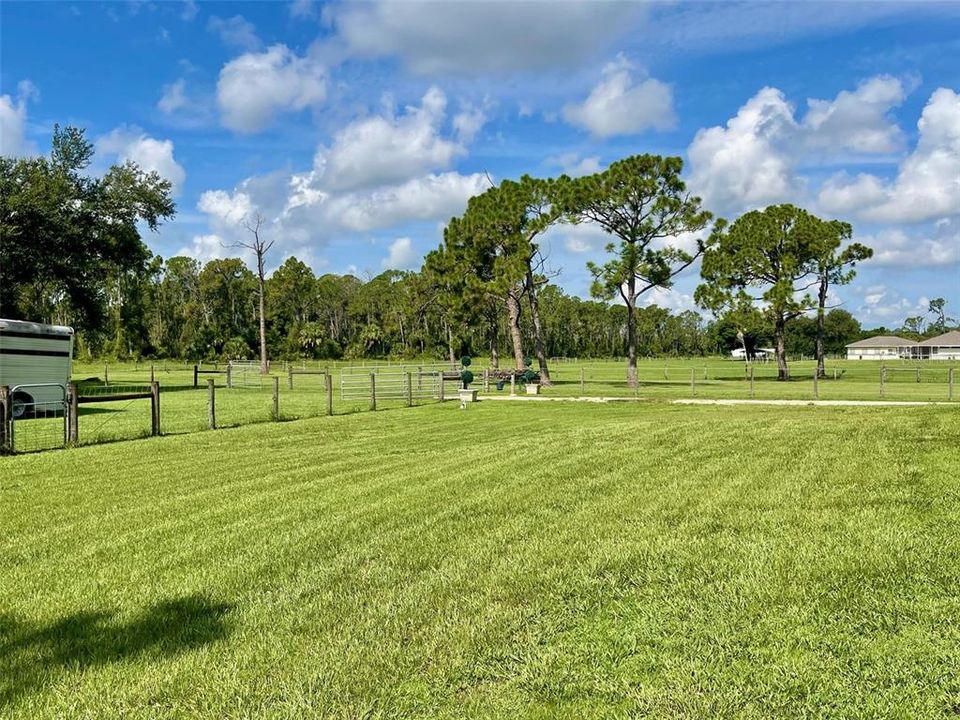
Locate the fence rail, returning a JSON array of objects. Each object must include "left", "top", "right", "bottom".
[{"left": 340, "top": 370, "right": 442, "bottom": 401}]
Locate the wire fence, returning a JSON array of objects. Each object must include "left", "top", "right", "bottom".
[
  {"left": 9, "top": 394, "right": 67, "bottom": 454},
  {"left": 2, "top": 357, "right": 955, "bottom": 454}
]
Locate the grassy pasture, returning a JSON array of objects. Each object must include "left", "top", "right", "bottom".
[
  {"left": 8, "top": 357, "right": 954, "bottom": 452},
  {"left": 2, "top": 401, "right": 960, "bottom": 718}
]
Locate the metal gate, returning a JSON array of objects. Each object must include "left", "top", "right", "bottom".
[
  {"left": 340, "top": 367, "right": 443, "bottom": 401},
  {"left": 10, "top": 383, "right": 68, "bottom": 452}
]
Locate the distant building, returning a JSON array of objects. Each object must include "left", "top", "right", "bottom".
[
  {"left": 845, "top": 335, "right": 918, "bottom": 360},
  {"left": 846, "top": 331, "right": 960, "bottom": 360},
  {"left": 731, "top": 347, "right": 774, "bottom": 360},
  {"left": 918, "top": 330, "right": 960, "bottom": 360}
]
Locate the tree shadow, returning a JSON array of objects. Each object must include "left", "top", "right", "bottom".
[
  {"left": 0, "top": 594, "right": 233, "bottom": 708},
  {"left": 77, "top": 406, "right": 124, "bottom": 416}
]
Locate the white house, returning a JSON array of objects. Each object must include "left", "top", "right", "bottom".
[
  {"left": 845, "top": 335, "right": 918, "bottom": 360},
  {"left": 918, "top": 330, "right": 960, "bottom": 360}
]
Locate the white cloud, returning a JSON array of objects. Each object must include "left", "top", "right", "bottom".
[
  {"left": 175, "top": 234, "right": 228, "bottom": 263},
  {"left": 641, "top": 287, "right": 697, "bottom": 312},
  {"left": 858, "top": 221, "right": 960, "bottom": 267},
  {"left": 853, "top": 285, "right": 930, "bottom": 324},
  {"left": 195, "top": 166, "right": 487, "bottom": 267},
  {"left": 217, "top": 44, "right": 326, "bottom": 133},
  {"left": 208, "top": 15, "right": 260, "bottom": 50},
  {"left": 802, "top": 75, "right": 906, "bottom": 154},
  {"left": 312, "top": 87, "right": 465, "bottom": 191},
  {"left": 549, "top": 153, "right": 603, "bottom": 177},
  {"left": 158, "top": 78, "right": 188, "bottom": 114},
  {"left": 563, "top": 56, "right": 676, "bottom": 138},
  {"left": 646, "top": 2, "right": 960, "bottom": 56},
  {"left": 320, "top": 172, "right": 489, "bottom": 232},
  {"left": 453, "top": 101, "right": 488, "bottom": 144},
  {"left": 687, "top": 86, "right": 800, "bottom": 213},
  {"left": 0, "top": 80, "right": 38, "bottom": 157},
  {"left": 818, "top": 88, "right": 960, "bottom": 223},
  {"left": 96, "top": 126, "right": 186, "bottom": 194},
  {"left": 289, "top": 0, "right": 314, "bottom": 19},
  {"left": 382, "top": 237, "right": 417, "bottom": 269},
  {"left": 686, "top": 76, "right": 925, "bottom": 216},
  {"left": 546, "top": 221, "right": 607, "bottom": 255},
  {"left": 197, "top": 189, "right": 255, "bottom": 226},
  {"left": 329, "top": 1, "right": 644, "bottom": 75},
  {"left": 180, "top": 0, "right": 198, "bottom": 21}
]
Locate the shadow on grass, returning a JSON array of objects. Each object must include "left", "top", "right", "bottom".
[{"left": 0, "top": 594, "right": 233, "bottom": 708}]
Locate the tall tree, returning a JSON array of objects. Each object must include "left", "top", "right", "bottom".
[
  {"left": 226, "top": 213, "right": 274, "bottom": 373},
  {"left": 268, "top": 256, "right": 316, "bottom": 357},
  {"left": 697, "top": 204, "right": 829, "bottom": 380},
  {"left": 509, "top": 175, "right": 566, "bottom": 385},
  {"left": 565, "top": 155, "right": 714, "bottom": 386},
  {"left": 813, "top": 227, "right": 872, "bottom": 377},
  {"left": 0, "top": 125, "right": 174, "bottom": 329},
  {"left": 437, "top": 184, "right": 532, "bottom": 370},
  {"left": 928, "top": 297, "right": 954, "bottom": 333}
]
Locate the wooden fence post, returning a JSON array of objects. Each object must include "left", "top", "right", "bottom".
[
  {"left": 418, "top": 366, "right": 423, "bottom": 392},
  {"left": 749, "top": 365, "right": 755, "bottom": 399},
  {"left": 949, "top": 367, "right": 954, "bottom": 401},
  {"left": 510, "top": 373, "right": 516, "bottom": 396},
  {"left": 272, "top": 376, "right": 280, "bottom": 420},
  {"left": 151, "top": 365, "right": 155, "bottom": 383},
  {"left": 369, "top": 372, "right": 376, "bottom": 411},
  {"left": 0, "top": 386, "right": 11, "bottom": 453},
  {"left": 580, "top": 367, "right": 585, "bottom": 394},
  {"left": 104, "top": 364, "right": 109, "bottom": 385},
  {"left": 67, "top": 382, "right": 79, "bottom": 444},
  {"left": 207, "top": 378, "right": 216, "bottom": 430},
  {"left": 325, "top": 373, "right": 333, "bottom": 416},
  {"left": 438, "top": 372, "right": 445, "bottom": 402},
  {"left": 813, "top": 366, "right": 819, "bottom": 400},
  {"left": 226, "top": 364, "right": 233, "bottom": 389},
  {"left": 150, "top": 381, "right": 160, "bottom": 436},
  {"left": 406, "top": 372, "right": 413, "bottom": 407},
  {"left": 193, "top": 364, "right": 198, "bottom": 388},
  {"left": 483, "top": 368, "right": 489, "bottom": 393},
  {"left": 288, "top": 366, "right": 294, "bottom": 390},
  {"left": 880, "top": 364, "right": 886, "bottom": 398},
  {"left": 690, "top": 368, "right": 695, "bottom": 397}
]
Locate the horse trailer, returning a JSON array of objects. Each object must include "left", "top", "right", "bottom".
[{"left": 0, "top": 319, "right": 74, "bottom": 418}]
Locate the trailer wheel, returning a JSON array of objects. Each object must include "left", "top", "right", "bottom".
[{"left": 11, "top": 392, "right": 33, "bottom": 420}]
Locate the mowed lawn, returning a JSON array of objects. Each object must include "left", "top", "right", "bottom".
[{"left": 2, "top": 402, "right": 959, "bottom": 718}]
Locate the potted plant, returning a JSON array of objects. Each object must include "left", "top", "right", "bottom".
[
  {"left": 458, "top": 356, "right": 478, "bottom": 402},
  {"left": 521, "top": 357, "right": 539, "bottom": 395}
]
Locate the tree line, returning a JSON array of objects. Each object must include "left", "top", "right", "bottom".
[{"left": 6, "top": 126, "right": 950, "bottom": 380}]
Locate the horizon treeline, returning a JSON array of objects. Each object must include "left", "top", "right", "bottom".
[
  {"left": 46, "top": 253, "right": 870, "bottom": 364},
  {"left": 4, "top": 128, "right": 953, "bottom": 367}
]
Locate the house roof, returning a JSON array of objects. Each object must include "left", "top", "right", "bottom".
[
  {"left": 919, "top": 330, "right": 960, "bottom": 347},
  {"left": 845, "top": 335, "right": 917, "bottom": 348}
]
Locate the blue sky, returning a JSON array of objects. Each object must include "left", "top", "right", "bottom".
[{"left": 2, "top": 0, "right": 958, "bottom": 328}]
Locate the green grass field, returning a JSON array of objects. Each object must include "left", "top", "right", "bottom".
[
  {"left": 5, "top": 357, "right": 956, "bottom": 453},
  {"left": 3, "top": 401, "right": 959, "bottom": 718}
]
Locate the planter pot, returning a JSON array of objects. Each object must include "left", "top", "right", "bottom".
[
  {"left": 458, "top": 388, "right": 478, "bottom": 402},
  {"left": 525, "top": 384, "right": 540, "bottom": 395}
]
